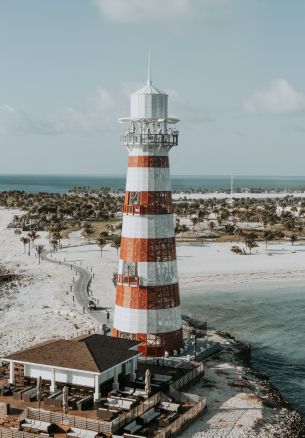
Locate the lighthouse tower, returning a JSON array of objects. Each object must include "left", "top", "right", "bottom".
[{"left": 112, "top": 62, "right": 183, "bottom": 357}]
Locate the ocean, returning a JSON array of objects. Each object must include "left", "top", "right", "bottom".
[
  {"left": 181, "top": 281, "right": 305, "bottom": 415},
  {"left": 1, "top": 174, "right": 305, "bottom": 193}
]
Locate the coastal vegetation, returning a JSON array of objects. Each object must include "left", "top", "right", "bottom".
[
  {"left": 174, "top": 195, "right": 305, "bottom": 253},
  {"left": 1, "top": 189, "right": 305, "bottom": 255}
]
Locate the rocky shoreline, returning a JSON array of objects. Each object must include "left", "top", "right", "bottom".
[
  {"left": 216, "top": 330, "right": 305, "bottom": 436},
  {"left": 183, "top": 318, "right": 305, "bottom": 437}
]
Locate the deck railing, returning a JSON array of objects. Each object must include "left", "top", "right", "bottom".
[
  {"left": 24, "top": 393, "right": 163, "bottom": 435},
  {"left": 116, "top": 274, "right": 140, "bottom": 287},
  {"left": 0, "top": 426, "right": 38, "bottom": 438},
  {"left": 26, "top": 408, "right": 112, "bottom": 435},
  {"left": 111, "top": 392, "right": 161, "bottom": 433},
  {"left": 121, "top": 133, "right": 178, "bottom": 147},
  {"left": 122, "top": 204, "right": 142, "bottom": 215},
  {"left": 154, "top": 397, "right": 207, "bottom": 438},
  {"left": 169, "top": 363, "right": 204, "bottom": 394}
]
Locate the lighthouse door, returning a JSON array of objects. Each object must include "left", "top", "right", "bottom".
[
  {"left": 122, "top": 261, "right": 138, "bottom": 286},
  {"left": 123, "top": 261, "right": 138, "bottom": 276}
]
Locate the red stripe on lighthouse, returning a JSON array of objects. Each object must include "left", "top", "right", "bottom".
[
  {"left": 112, "top": 328, "right": 183, "bottom": 356},
  {"left": 123, "top": 191, "right": 173, "bottom": 215},
  {"left": 115, "top": 283, "right": 180, "bottom": 309},
  {"left": 120, "top": 237, "right": 177, "bottom": 262},
  {"left": 128, "top": 156, "right": 169, "bottom": 168}
]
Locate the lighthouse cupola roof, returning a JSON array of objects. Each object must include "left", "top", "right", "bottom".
[{"left": 119, "top": 55, "right": 179, "bottom": 124}]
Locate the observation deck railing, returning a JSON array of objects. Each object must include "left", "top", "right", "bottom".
[
  {"left": 116, "top": 274, "right": 139, "bottom": 287},
  {"left": 121, "top": 133, "right": 178, "bottom": 147},
  {"left": 123, "top": 204, "right": 142, "bottom": 215}
]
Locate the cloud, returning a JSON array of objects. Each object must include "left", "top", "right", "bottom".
[
  {"left": 0, "top": 104, "right": 58, "bottom": 136},
  {"left": 55, "top": 87, "right": 118, "bottom": 133},
  {"left": 244, "top": 79, "right": 305, "bottom": 115},
  {"left": 0, "top": 84, "right": 212, "bottom": 137},
  {"left": 166, "top": 88, "right": 213, "bottom": 124},
  {"left": 93, "top": 0, "right": 193, "bottom": 23},
  {"left": 0, "top": 88, "right": 119, "bottom": 136},
  {"left": 93, "top": 0, "right": 225, "bottom": 24},
  {"left": 122, "top": 81, "right": 143, "bottom": 97},
  {"left": 87, "top": 87, "right": 115, "bottom": 112}
]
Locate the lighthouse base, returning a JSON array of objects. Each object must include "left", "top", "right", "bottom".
[{"left": 112, "top": 328, "right": 183, "bottom": 357}]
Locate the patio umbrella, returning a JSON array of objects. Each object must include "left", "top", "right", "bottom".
[
  {"left": 62, "top": 386, "right": 68, "bottom": 415},
  {"left": 144, "top": 369, "right": 151, "bottom": 394},
  {"left": 36, "top": 376, "right": 42, "bottom": 409}
]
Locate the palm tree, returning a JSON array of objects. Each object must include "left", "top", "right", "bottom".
[
  {"left": 262, "top": 230, "right": 274, "bottom": 252},
  {"left": 244, "top": 232, "right": 258, "bottom": 254},
  {"left": 180, "top": 224, "right": 190, "bottom": 238},
  {"left": 52, "top": 231, "right": 63, "bottom": 247},
  {"left": 28, "top": 231, "right": 40, "bottom": 248},
  {"left": 109, "top": 235, "right": 121, "bottom": 254},
  {"left": 96, "top": 237, "right": 107, "bottom": 259},
  {"left": 224, "top": 224, "right": 235, "bottom": 234},
  {"left": 20, "top": 236, "right": 29, "bottom": 254},
  {"left": 51, "top": 239, "right": 58, "bottom": 253},
  {"left": 47, "top": 225, "right": 56, "bottom": 243},
  {"left": 198, "top": 209, "right": 207, "bottom": 222},
  {"left": 35, "top": 245, "right": 45, "bottom": 264},
  {"left": 288, "top": 234, "right": 297, "bottom": 246},
  {"left": 191, "top": 216, "right": 199, "bottom": 230},
  {"left": 82, "top": 222, "right": 94, "bottom": 243},
  {"left": 208, "top": 221, "right": 215, "bottom": 234},
  {"left": 14, "top": 228, "right": 22, "bottom": 239}
]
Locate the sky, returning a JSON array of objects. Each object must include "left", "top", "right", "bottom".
[{"left": 1, "top": 0, "right": 305, "bottom": 176}]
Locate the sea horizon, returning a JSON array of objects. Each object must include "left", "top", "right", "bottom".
[
  {"left": 2, "top": 173, "right": 305, "bottom": 194},
  {"left": 2, "top": 173, "right": 305, "bottom": 178}
]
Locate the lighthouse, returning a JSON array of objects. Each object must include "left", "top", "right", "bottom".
[{"left": 112, "top": 61, "right": 183, "bottom": 357}]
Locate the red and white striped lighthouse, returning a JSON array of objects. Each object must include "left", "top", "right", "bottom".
[{"left": 112, "top": 62, "right": 183, "bottom": 356}]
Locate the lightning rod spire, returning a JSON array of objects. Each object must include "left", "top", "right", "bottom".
[{"left": 147, "top": 51, "right": 151, "bottom": 85}]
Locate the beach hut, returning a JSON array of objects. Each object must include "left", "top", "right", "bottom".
[{"left": 3, "top": 334, "right": 141, "bottom": 400}]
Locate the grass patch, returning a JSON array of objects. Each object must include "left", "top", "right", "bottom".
[{"left": 62, "top": 219, "right": 120, "bottom": 240}]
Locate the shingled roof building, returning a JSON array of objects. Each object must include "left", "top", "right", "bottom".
[{"left": 4, "top": 334, "right": 141, "bottom": 400}]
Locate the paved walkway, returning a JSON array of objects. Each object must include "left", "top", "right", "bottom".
[{"left": 42, "top": 247, "right": 109, "bottom": 328}]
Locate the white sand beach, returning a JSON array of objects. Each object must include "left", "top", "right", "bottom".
[{"left": 178, "top": 241, "right": 305, "bottom": 287}]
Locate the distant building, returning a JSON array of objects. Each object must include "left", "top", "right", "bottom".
[{"left": 3, "top": 334, "right": 141, "bottom": 400}]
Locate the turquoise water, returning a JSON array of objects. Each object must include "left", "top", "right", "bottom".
[
  {"left": 1, "top": 174, "right": 305, "bottom": 193},
  {"left": 181, "top": 281, "right": 305, "bottom": 415}
]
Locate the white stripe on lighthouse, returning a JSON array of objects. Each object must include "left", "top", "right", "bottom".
[
  {"left": 129, "top": 146, "right": 170, "bottom": 157},
  {"left": 118, "top": 259, "right": 179, "bottom": 286},
  {"left": 126, "top": 167, "right": 171, "bottom": 192},
  {"left": 113, "top": 305, "right": 182, "bottom": 334},
  {"left": 121, "top": 214, "right": 175, "bottom": 239}
]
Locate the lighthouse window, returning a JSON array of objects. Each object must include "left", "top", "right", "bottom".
[
  {"left": 123, "top": 261, "right": 138, "bottom": 277},
  {"left": 128, "top": 192, "right": 140, "bottom": 205}
]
